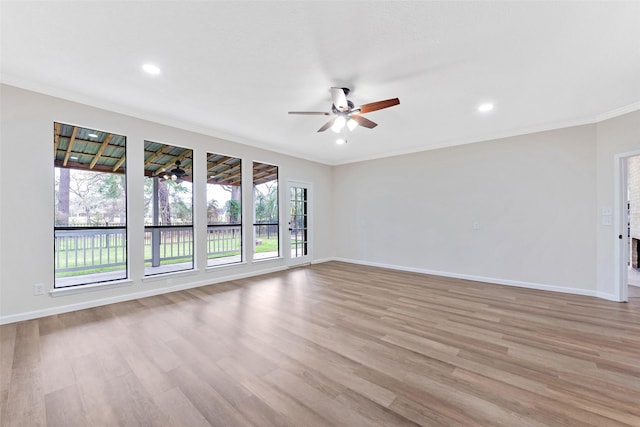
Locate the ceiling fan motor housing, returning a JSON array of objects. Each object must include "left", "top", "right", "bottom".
[{"left": 332, "top": 100, "right": 355, "bottom": 115}]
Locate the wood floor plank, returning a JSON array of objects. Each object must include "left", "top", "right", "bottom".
[
  {"left": 44, "top": 384, "right": 88, "bottom": 427},
  {"left": 0, "top": 322, "right": 17, "bottom": 426},
  {"left": 2, "top": 261, "right": 640, "bottom": 425}
]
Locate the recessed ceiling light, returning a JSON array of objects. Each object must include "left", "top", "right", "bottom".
[
  {"left": 336, "top": 138, "right": 347, "bottom": 145},
  {"left": 478, "top": 103, "right": 494, "bottom": 112},
  {"left": 142, "top": 63, "right": 161, "bottom": 75},
  {"left": 88, "top": 133, "right": 98, "bottom": 138},
  {"left": 70, "top": 156, "right": 79, "bottom": 160}
]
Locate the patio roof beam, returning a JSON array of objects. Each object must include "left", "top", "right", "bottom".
[
  {"left": 62, "top": 126, "right": 78, "bottom": 167},
  {"left": 90, "top": 133, "right": 113, "bottom": 169}
]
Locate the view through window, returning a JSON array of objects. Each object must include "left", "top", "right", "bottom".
[
  {"left": 143, "top": 141, "right": 193, "bottom": 275},
  {"left": 207, "top": 153, "right": 242, "bottom": 266},
  {"left": 253, "top": 162, "right": 279, "bottom": 259},
  {"left": 54, "top": 123, "right": 127, "bottom": 287}
]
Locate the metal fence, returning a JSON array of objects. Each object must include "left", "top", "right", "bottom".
[
  {"left": 207, "top": 224, "right": 241, "bottom": 258},
  {"left": 55, "top": 225, "right": 243, "bottom": 274},
  {"left": 144, "top": 226, "right": 194, "bottom": 265},
  {"left": 55, "top": 227, "right": 126, "bottom": 272},
  {"left": 254, "top": 223, "right": 279, "bottom": 239}
]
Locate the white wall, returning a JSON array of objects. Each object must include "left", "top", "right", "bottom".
[
  {"left": 1, "top": 83, "right": 637, "bottom": 323},
  {"left": 0, "top": 84, "right": 333, "bottom": 323},
  {"left": 333, "top": 124, "right": 600, "bottom": 295}
]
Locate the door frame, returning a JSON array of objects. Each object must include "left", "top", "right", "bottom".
[
  {"left": 286, "top": 180, "right": 313, "bottom": 267},
  {"left": 614, "top": 150, "right": 640, "bottom": 302}
]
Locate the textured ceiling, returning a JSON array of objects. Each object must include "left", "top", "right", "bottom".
[{"left": 2, "top": 1, "right": 639, "bottom": 165}]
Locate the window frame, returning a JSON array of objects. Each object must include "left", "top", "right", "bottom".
[
  {"left": 53, "top": 122, "right": 128, "bottom": 288},
  {"left": 143, "top": 141, "right": 194, "bottom": 276},
  {"left": 253, "top": 162, "right": 280, "bottom": 260},
  {"left": 206, "top": 153, "right": 243, "bottom": 268}
]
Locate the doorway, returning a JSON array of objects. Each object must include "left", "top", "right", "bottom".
[
  {"left": 617, "top": 152, "right": 640, "bottom": 301},
  {"left": 627, "top": 155, "right": 640, "bottom": 299},
  {"left": 287, "top": 181, "right": 312, "bottom": 267}
]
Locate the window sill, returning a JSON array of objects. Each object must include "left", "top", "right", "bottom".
[
  {"left": 142, "top": 269, "right": 198, "bottom": 283},
  {"left": 252, "top": 256, "right": 283, "bottom": 263},
  {"left": 206, "top": 261, "right": 247, "bottom": 272},
  {"left": 50, "top": 279, "right": 133, "bottom": 297}
]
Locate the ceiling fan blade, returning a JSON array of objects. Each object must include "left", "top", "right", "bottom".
[
  {"left": 358, "top": 98, "right": 400, "bottom": 114},
  {"left": 317, "top": 117, "right": 337, "bottom": 132},
  {"left": 330, "top": 87, "right": 349, "bottom": 112},
  {"left": 288, "top": 111, "right": 331, "bottom": 115},
  {"left": 350, "top": 115, "right": 378, "bottom": 129}
]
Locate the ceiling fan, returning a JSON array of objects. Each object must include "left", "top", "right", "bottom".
[
  {"left": 289, "top": 87, "right": 400, "bottom": 133},
  {"left": 162, "top": 160, "right": 186, "bottom": 182}
]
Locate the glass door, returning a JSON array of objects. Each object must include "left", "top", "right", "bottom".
[{"left": 287, "top": 181, "right": 311, "bottom": 266}]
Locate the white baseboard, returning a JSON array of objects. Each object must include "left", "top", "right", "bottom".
[
  {"left": 332, "top": 257, "right": 601, "bottom": 298},
  {"left": 0, "top": 266, "right": 287, "bottom": 325},
  {"left": 596, "top": 292, "right": 621, "bottom": 302},
  {"left": 311, "top": 257, "right": 337, "bottom": 265}
]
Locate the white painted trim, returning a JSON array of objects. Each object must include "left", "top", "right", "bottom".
[
  {"left": 311, "top": 257, "right": 336, "bottom": 265},
  {"left": 252, "top": 256, "right": 284, "bottom": 263},
  {"left": 334, "top": 117, "right": 599, "bottom": 166},
  {"left": 613, "top": 155, "right": 627, "bottom": 302},
  {"left": 50, "top": 279, "right": 133, "bottom": 297},
  {"left": 596, "top": 292, "right": 620, "bottom": 302},
  {"left": 330, "top": 104, "right": 640, "bottom": 166},
  {"left": 141, "top": 269, "right": 198, "bottom": 283},
  {"left": 206, "top": 261, "right": 247, "bottom": 272},
  {"left": 597, "top": 101, "right": 640, "bottom": 122},
  {"left": 0, "top": 266, "right": 286, "bottom": 325},
  {"left": 333, "top": 257, "right": 599, "bottom": 298}
]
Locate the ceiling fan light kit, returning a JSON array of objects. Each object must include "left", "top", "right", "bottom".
[
  {"left": 162, "top": 160, "right": 186, "bottom": 183},
  {"left": 331, "top": 116, "right": 347, "bottom": 133},
  {"left": 289, "top": 87, "right": 400, "bottom": 140}
]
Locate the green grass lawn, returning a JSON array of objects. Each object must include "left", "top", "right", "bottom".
[{"left": 254, "top": 237, "right": 279, "bottom": 253}]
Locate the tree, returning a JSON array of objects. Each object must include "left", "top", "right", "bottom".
[
  {"left": 158, "top": 180, "right": 171, "bottom": 224},
  {"left": 97, "top": 173, "right": 125, "bottom": 224},
  {"left": 225, "top": 199, "right": 240, "bottom": 223},
  {"left": 68, "top": 170, "right": 104, "bottom": 224},
  {"left": 207, "top": 198, "right": 220, "bottom": 223},
  {"left": 57, "top": 168, "right": 70, "bottom": 225},
  {"left": 254, "top": 181, "right": 278, "bottom": 222},
  {"left": 167, "top": 181, "right": 192, "bottom": 224}
]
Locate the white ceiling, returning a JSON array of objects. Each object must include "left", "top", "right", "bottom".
[{"left": 2, "top": 1, "right": 639, "bottom": 165}]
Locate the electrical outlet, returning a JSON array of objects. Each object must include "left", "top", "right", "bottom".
[{"left": 33, "top": 283, "right": 45, "bottom": 296}]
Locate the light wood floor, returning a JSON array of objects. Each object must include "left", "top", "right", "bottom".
[{"left": 2, "top": 261, "right": 640, "bottom": 426}]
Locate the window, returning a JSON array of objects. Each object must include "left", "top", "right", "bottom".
[
  {"left": 253, "top": 162, "right": 279, "bottom": 259},
  {"left": 207, "top": 153, "right": 242, "bottom": 266},
  {"left": 54, "top": 123, "right": 127, "bottom": 287},
  {"left": 143, "top": 141, "right": 193, "bottom": 275}
]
